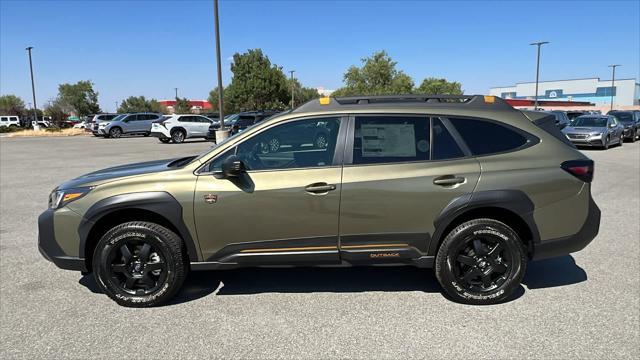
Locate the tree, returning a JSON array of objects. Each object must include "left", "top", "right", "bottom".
[
  {"left": 332, "top": 51, "right": 414, "bottom": 96},
  {"left": 287, "top": 78, "right": 321, "bottom": 108},
  {"left": 57, "top": 80, "right": 101, "bottom": 117},
  {"left": 225, "top": 49, "right": 289, "bottom": 112},
  {"left": 44, "top": 98, "right": 71, "bottom": 126},
  {"left": 174, "top": 97, "right": 192, "bottom": 114},
  {"left": 117, "top": 96, "right": 165, "bottom": 113},
  {"left": 417, "top": 77, "right": 463, "bottom": 95},
  {"left": 207, "top": 87, "right": 231, "bottom": 115},
  {"left": 0, "top": 95, "right": 26, "bottom": 116}
]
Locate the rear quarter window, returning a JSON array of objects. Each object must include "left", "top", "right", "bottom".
[{"left": 449, "top": 117, "right": 529, "bottom": 155}]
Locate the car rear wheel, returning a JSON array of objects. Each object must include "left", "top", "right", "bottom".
[
  {"left": 171, "top": 129, "right": 186, "bottom": 143},
  {"left": 435, "top": 218, "right": 527, "bottom": 305},
  {"left": 92, "top": 221, "right": 187, "bottom": 307},
  {"left": 109, "top": 127, "right": 122, "bottom": 138}
]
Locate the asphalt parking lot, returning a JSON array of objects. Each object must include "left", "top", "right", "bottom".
[{"left": 0, "top": 135, "right": 638, "bottom": 359}]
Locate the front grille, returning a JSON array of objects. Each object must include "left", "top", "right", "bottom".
[{"left": 567, "top": 134, "right": 588, "bottom": 139}]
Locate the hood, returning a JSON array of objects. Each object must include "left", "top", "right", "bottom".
[
  {"left": 563, "top": 126, "right": 605, "bottom": 134},
  {"left": 58, "top": 157, "right": 192, "bottom": 190}
]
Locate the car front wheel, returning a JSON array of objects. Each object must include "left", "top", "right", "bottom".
[
  {"left": 171, "top": 130, "right": 186, "bottom": 143},
  {"left": 109, "top": 127, "right": 122, "bottom": 138},
  {"left": 435, "top": 218, "right": 527, "bottom": 305},
  {"left": 92, "top": 221, "right": 188, "bottom": 307}
]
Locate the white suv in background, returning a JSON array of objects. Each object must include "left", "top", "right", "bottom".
[
  {"left": 0, "top": 115, "right": 20, "bottom": 128},
  {"left": 150, "top": 114, "right": 212, "bottom": 143}
]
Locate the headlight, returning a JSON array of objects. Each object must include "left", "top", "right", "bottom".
[
  {"left": 99, "top": 122, "right": 110, "bottom": 127},
  {"left": 48, "top": 187, "right": 93, "bottom": 209},
  {"left": 588, "top": 133, "right": 602, "bottom": 139}
]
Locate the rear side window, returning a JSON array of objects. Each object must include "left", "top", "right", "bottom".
[
  {"left": 449, "top": 117, "right": 528, "bottom": 155},
  {"left": 353, "top": 116, "right": 430, "bottom": 164},
  {"left": 432, "top": 118, "right": 464, "bottom": 160}
]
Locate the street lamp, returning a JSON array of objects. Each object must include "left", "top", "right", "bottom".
[
  {"left": 608, "top": 64, "right": 621, "bottom": 111},
  {"left": 26, "top": 46, "right": 39, "bottom": 130},
  {"left": 289, "top": 70, "right": 295, "bottom": 109},
  {"left": 174, "top": 87, "right": 179, "bottom": 99},
  {"left": 213, "top": 0, "right": 228, "bottom": 142},
  {"left": 530, "top": 41, "right": 549, "bottom": 110}
]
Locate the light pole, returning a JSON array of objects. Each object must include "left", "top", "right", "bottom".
[
  {"left": 289, "top": 70, "right": 295, "bottom": 109},
  {"left": 530, "top": 41, "right": 549, "bottom": 110},
  {"left": 174, "top": 87, "right": 178, "bottom": 99},
  {"left": 26, "top": 46, "right": 39, "bottom": 130},
  {"left": 115, "top": 101, "right": 119, "bottom": 113},
  {"left": 608, "top": 64, "right": 621, "bottom": 111},
  {"left": 213, "top": 0, "right": 228, "bottom": 142}
]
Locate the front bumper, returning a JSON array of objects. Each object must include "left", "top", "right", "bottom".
[
  {"left": 567, "top": 138, "right": 605, "bottom": 147},
  {"left": 532, "top": 193, "right": 601, "bottom": 260},
  {"left": 38, "top": 209, "right": 87, "bottom": 271}
]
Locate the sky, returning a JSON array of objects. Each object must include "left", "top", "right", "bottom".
[{"left": 1, "top": 0, "right": 639, "bottom": 112}]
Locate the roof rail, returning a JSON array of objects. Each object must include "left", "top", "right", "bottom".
[{"left": 293, "top": 94, "right": 514, "bottom": 113}]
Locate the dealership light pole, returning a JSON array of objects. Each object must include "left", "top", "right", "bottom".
[
  {"left": 289, "top": 70, "right": 295, "bottom": 109},
  {"left": 174, "top": 87, "right": 179, "bottom": 99},
  {"left": 530, "top": 41, "right": 549, "bottom": 110},
  {"left": 115, "top": 101, "right": 119, "bottom": 112},
  {"left": 26, "top": 46, "right": 39, "bottom": 130},
  {"left": 213, "top": 0, "right": 228, "bottom": 142},
  {"left": 608, "top": 64, "right": 621, "bottom": 111}
]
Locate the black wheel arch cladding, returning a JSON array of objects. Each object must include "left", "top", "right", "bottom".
[
  {"left": 78, "top": 191, "right": 200, "bottom": 263},
  {"left": 429, "top": 190, "right": 540, "bottom": 256}
]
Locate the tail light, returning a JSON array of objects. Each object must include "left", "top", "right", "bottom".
[{"left": 561, "top": 160, "right": 594, "bottom": 183}]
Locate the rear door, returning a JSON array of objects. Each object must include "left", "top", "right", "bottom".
[{"left": 338, "top": 115, "right": 480, "bottom": 263}]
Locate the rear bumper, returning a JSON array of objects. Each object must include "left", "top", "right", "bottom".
[
  {"left": 532, "top": 193, "right": 600, "bottom": 260},
  {"left": 38, "top": 209, "right": 87, "bottom": 271}
]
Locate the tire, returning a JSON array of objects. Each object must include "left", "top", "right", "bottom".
[
  {"left": 109, "top": 127, "right": 122, "bottom": 138},
  {"left": 159, "top": 138, "right": 171, "bottom": 144},
  {"left": 171, "top": 129, "right": 186, "bottom": 144},
  {"left": 619, "top": 134, "right": 624, "bottom": 147},
  {"left": 435, "top": 218, "right": 527, "bottom": 305},
  {"left": 314, "top": 133, "right": 328, "bottom": 149},
  {"left": 603, "top": 136, "right": 610, "bottom": 150},
  {"left": 92, "top": 221, "right": 188, "bottom": 307}
]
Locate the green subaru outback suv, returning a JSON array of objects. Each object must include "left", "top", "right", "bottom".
[{"left": 38, "top": 95, "right": 600, "bottom": 307}]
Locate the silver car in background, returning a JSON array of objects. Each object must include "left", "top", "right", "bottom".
[
  {"left": 99, "top": 113, "right": 163, "bottom": 138},
  {"left": 562, "top": 115, "right": 625, "bottom": 149}
]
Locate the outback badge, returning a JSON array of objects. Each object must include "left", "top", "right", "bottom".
[{"left": 203, "top": 194, "right": 218, "bottom": 204}]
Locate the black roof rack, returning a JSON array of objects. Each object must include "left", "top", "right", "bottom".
[{"left": 292, "top": 94, "right": 514, "bottom": 113}]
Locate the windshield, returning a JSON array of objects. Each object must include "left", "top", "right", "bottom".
[
  {"left": 609, "top": 112, "right": 633, "bottom": 123},
  {"left": 572, "top": 117, "right": 607, "bottom": 127}
]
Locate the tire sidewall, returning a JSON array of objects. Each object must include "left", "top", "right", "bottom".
[
  {"left": 171, "top": 129, "right": 185, "bottom": 143},
  {"left": 109, "top": 127, "right": 122, "bottom": 138},
  {"left": 435, "top": 219, "right": 527, "bottom": 305},
  {"left": 92, "top": 222, "right": 185, "bottom": 307}
]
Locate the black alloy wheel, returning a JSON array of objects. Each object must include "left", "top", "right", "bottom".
[{"left": 107, "top": 241, "right": 168, "bottom": 296}]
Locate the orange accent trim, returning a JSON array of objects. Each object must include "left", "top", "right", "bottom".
[{"left": 341, "top": 243, "right": 410, "bottom": 249}]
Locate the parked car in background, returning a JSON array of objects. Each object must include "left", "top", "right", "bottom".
[
  {"left": 87, "top": 114, "right": 120, "bottom": 135},
  {"left": 0, "top": 115, "right": 20, "bottom": 128},
  {"left": 201, "top": 112, "right": 220, "bottom": 122},
  {"left": 99, "top": 113, "right": 162, "bottom": 138},
  {"left": 549, "top": 110, "right": 571, "bottom": 129},
  {"left": 566, "top": 111, "right": 586, "bottom": 123},
  {"left": 151, "top": 114, "right": 213, "bottom": 143},
  {"left": 562, "top": 115, "right": 624, "bottom": 149},
  {"left": 608, "top": 110, "right": 639, "bottom": 142},
  {"left": 206, "top": 111, "right": 278, "bottom": 140}
]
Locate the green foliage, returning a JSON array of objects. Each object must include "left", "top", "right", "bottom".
[
  {"left": 117, "top": 96, "right": 165, "bottom": 114},
  {"left": 57, "top": 80, "right": 101, "bottom": 117},
  {"left": 287, "top": 78, "right": 321, "bottom": 108},
  {"left": 417, "top": 77, "right": 463, "bottom": 95},
  {"left": 332, "top": 51, "right": 415, "bottom": 96},
  {"left": 174, "top": 97, "right": 192, "bottom": 114},
  {"left": 44, "top": 98, "right": 70, "bottom": 126},
  {"left": 0, "top": 95, "right": 26, "bottom": 116},
  {"left": 0, "top": 125, "right": 22, "bottom": 133}
]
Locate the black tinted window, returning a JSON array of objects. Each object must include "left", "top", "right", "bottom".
[
  {"left": 449, "top": 117, "right": 528, "bottom": 155},
  {"left": 178, "top": 116, "right": 193, "bottom": 122},
  {"left": 432, "top": 118, "right": 464, "bottom": 160},
  {"left": 212, "top": 117, "right": 341, "bottom": 171},
  {"left": 236, "top": 116, "right": 255, "bottom": 127},
  {"left": 354, "top": 116, "right": 430, "bottom": 164}
]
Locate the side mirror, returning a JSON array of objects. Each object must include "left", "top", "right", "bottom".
[
  {"left": 221, "top": 155, "right": 245, "bottom": 178},
  {"left": 609, "top": 123, "right": 616, "bottom": 128}
]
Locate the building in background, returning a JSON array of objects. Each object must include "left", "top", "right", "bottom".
[
  {"left": 490, "top": 77, "right": 639, "bottom": 111},
  {"left": 159, "top": 100, "right": 212, "bottom": 114},
  {"left": 315, "top": 87, "right": 335, "bottom": 96}
]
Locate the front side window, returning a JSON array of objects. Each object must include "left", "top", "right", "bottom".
[
  {"left": 210, "top": 117, "right": 341, "bottom": 172},
  {"left": 353, "top": 116, "right": 430, "bottom": 164},
  {"left": 449, "top": 117, "right": 528, "bottom": 156}
]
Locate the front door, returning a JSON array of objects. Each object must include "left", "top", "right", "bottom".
[
  {"left": 194, "top": 116, "right": 346, "bottom": 264},
  {"left": 338, "top": 115, "right": 481, "bottom": 263}
]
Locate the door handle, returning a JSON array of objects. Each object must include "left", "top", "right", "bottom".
[
  {"left": 433, "top": 175, "right": 466, "bottom": 186},
  {"left": 305, "top": 183, "right": 337, "bottom": 194}
]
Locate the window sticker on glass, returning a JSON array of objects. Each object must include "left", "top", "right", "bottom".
[{"left": 361, "top": 124, "right": 417, "bottom": 157}]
